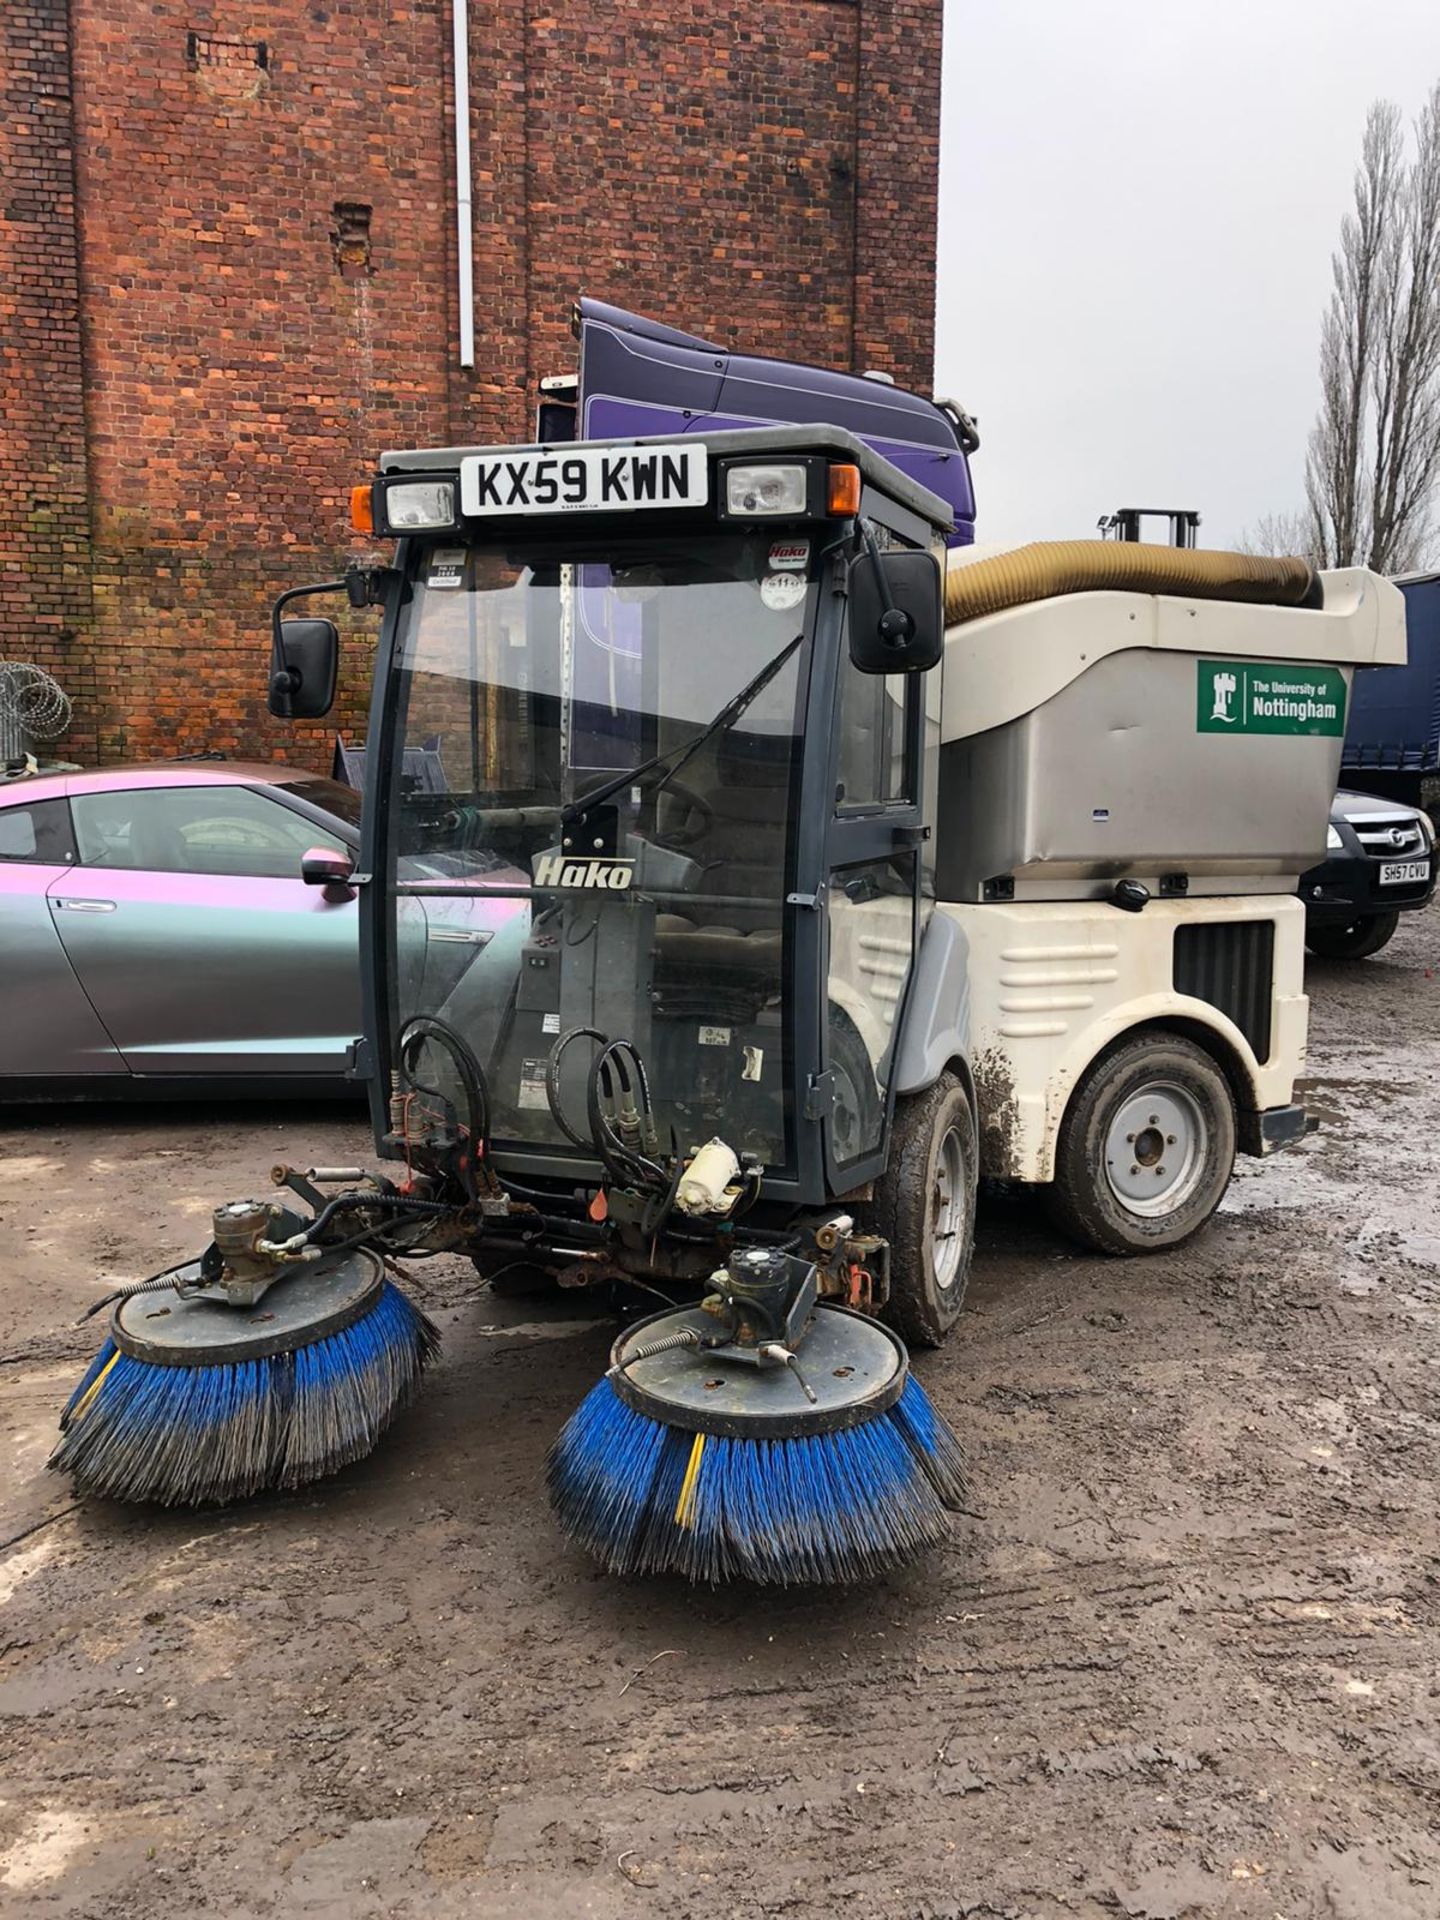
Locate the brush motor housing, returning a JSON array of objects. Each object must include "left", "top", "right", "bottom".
[{"left": 702, "top": 1247, "right": 819, "bottom": 1368}]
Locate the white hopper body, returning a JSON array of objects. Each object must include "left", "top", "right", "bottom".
[{"left": 935, "top": 561, "right": 1407, "bottom": 902}]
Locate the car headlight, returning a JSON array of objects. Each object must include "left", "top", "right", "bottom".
[
  {"left": 1417, "top": 810, "right": 1436, "bottom": 849},
  {"left": 1326, "top": 824, "right": 1344, "bottom": 850}
]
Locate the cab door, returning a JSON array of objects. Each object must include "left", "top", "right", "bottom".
[
  {"left": 0, "top": 794, "right": 125, "bottom": 1079},
  {"left": 820, "top": 653, "right": 925, "bottom": 1188}
]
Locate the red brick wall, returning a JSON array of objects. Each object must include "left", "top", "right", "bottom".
[
  {"left": 3, "top": 0, "right": 942, "bottom": 769},
  {"left": 0, "top": 0, "right": 95, "bottom": 756}
]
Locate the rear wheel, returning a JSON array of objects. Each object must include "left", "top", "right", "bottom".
[
  {"left": 1043, "top": 1031, "right": 1236, "bottom": 1256},
  {"left": 1304, "top": 911, "right": 1400, "bottom": 960},
  {"left": 872, "top": 1071, "right": 977, "bottom": 1347}
]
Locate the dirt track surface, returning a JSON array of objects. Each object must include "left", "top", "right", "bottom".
[{"left": 1, "top": 912, "right": 1438, "bottom": 1919}]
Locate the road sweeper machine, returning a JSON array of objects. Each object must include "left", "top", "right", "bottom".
[{"left": 51, "top": 303, "right": 1405, "bottom": 1584}]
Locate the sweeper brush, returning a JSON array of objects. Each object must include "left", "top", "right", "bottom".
[
  {"left": 547, "top": 1250, "right": 967, "bottom": 1585},
  {"left": 50, "top": 1199, "right": 441, "bottom": 1507}
]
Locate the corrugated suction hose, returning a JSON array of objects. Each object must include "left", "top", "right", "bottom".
[{"left": 944, "top": 542, "right": 1316, "bottom": 628}]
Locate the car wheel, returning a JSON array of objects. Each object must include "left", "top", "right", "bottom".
[
  {"left": 1043, "top": 1030, "right": 1236, "bottom": 1257},
  {"left": 871, "top": 1071, "right": 977, "bottom": 1348},
  {"left": 1304, "top": 911, "right": 1400, "bottom": 960}
]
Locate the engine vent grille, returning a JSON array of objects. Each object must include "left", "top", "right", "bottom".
[{"left": 1173, "top": 920, "right": 1275, "bottom": 1064}]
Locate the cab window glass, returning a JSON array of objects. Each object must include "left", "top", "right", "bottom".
[
  {"left": 72, "top": 786, "right": 328, "bottom": 879},
  {"left": 0, "top": 798, "right": 74, "bottom": 865},
  {"left": 834, "top": 655, "right": 911, "bottom": 811}
]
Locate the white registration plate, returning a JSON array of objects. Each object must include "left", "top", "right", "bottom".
[
  {"left": 459, "top": 443, "right": 708, "bottom": 517},
  {"left": 1379, "top": 858, "right": 1430, "bottom": 886}
]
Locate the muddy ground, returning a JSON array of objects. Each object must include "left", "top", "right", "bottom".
[{"left": 1, "top": 912, "right": 1437, "bottom": 1919}]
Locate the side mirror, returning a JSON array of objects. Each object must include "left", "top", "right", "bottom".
[
  {"left": 269, "top": 617, "right": 339, "bottom": 719},
  {"left": 847, "top": 548, "right": 944, "bottom": 675},
  {"left": 301, "top": 845, "right": 356, "bottom": 901}
]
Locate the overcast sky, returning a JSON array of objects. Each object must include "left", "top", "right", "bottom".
[{"left": 935, "top": 0, "right": 1440, "bottom": 548}]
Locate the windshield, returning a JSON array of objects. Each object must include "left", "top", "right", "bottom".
[{"left": 384, "top": 531, "right": 818, "bottom": 1170}]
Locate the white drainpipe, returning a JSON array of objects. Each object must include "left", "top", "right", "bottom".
[{"left": 453, "top": 0, "right": 475, "bottom": 368}]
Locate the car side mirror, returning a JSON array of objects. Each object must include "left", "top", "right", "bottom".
[
  {"left": 847, "top": 548, "right": 944, "bottom": 675},
  {"left": 301, "top": 845, "right": 355, "bottom": 901},
  {"left": 269, "top": 617, "right": 339, "bottom": 719}
]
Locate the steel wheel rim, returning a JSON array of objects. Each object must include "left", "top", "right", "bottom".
[
  {"left": 1103, "top": 1079, "right": 1208, "bottom": 1218},
  {"left": 930, "top": 1124, "right": 969, "bottom": 1293}
]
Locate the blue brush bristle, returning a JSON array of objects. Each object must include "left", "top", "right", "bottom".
[
  {"left": 49, "top": 1280, "right": 440, "bottom": 1507},
  {"left": 547, "top": 1371, "right": 968, "bottom": 1586}
]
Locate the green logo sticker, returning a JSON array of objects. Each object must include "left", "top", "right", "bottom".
[{"left": 1196, "top": 660, "right": 1347, "bottom": 736}]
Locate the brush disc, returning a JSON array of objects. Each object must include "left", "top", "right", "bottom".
[
  {"left": 608, "top": 1302, "right": 907, "bottom": 1438},
  {"left": 110, "top": 1255, "right": 385, "bottom": 1366},
  {"left": 50, "top": 1252, "right": 440, "bottom": 1506},
  {"left": 548, "top": 1304, "right": 968, "bottom": 1585}
]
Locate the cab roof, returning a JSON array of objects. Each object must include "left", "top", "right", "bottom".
[{"left": 377, "top": 424, "right": 955, "bottom": 533}]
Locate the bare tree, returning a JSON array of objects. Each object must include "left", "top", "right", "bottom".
[
  {"left": 1304, "top": 85, "right": 1440, "bottom": 572},
  {"left": 1234, "top": 509, "right": 1323, "bottom": 563}
]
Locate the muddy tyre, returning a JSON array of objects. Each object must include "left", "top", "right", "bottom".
[
  {"left": 872, "top": 1071, "right": 977, "bottom": 1348},
  {"left": 1304, "top": 911, "right": 1400, "bottom": 961},
  {"left": 1043, "top": 1031, "right": 1236, "bottom": 1257}
]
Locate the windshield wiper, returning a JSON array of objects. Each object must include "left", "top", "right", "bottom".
[{"left": 560, "top": 632, "right": 804, "bottom": 826}]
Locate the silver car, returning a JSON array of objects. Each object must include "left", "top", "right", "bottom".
[{"left": 0, "top": 762, "right": 519, "bottom": 1098}]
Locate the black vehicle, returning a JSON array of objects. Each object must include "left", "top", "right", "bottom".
[{"left": 1300, "top": 788, "right": 1435, "bottom": 959}]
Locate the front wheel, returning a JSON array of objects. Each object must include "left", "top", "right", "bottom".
[
  {"left": 1304, "top": 911, "right": 1400, "bottom": 961},
  {"left": 1043, "top": 1031, "right": 1236, "bottom": 1256},
  {"left": 871, "top": 1071, "right": 977, "bottom": 1347}
]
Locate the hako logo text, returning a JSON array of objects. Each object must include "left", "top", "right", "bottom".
[{"left": 533, "top": 853, "right": 635, "bottom": 890}]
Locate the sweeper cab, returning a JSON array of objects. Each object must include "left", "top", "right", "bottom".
[{"left": 50, "top": 381, "right": 1406, "bottom": 1581}]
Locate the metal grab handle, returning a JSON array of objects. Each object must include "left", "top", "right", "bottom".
[{"left": 52, "top": 898, "right": 117, "bottom": 913}]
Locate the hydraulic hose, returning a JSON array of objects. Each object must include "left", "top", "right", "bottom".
[
  {"left": 545, "top": 1027, "right": 669, "bottom": 1192},
  {"left": 607, "top": 1327, "right": 704, "bottom": 1377},
  {"left": 545, "top": 1025, "right": 609, "bottom": 1153},
  {"left": 586, "top": 1040, "right": 668, "bottom": 1191},
  {"left": 396, "top": 1012, "right": 491, "bottom": 1197},
  {"left": 77, "top": 1260, "right": 195, "bottom": 1324},
  {"left": 298, "top": 1191, "right": 452, "bottom": 1244},
  {"left": 944, "top": 542, "right": 1317, "bottom": 628}
]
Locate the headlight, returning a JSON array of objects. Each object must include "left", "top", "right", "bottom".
[
  {"left": 1417, "top": 809, "right": 1436, "bottom": 848},
  {"left": 381, "top": 478, "right": 459, "bottom": 531},
  {"left": 1326, "top": 824, "right": 1344, "bottom": 850},
  {"left": 723, "top": 463, "right": 811, "bottom": 517}
]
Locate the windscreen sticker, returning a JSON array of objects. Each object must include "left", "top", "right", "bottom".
[
  {"left": 541, "top": 1012, "right": 561, "bottom": 1036},
  {"left": 427, "top": 548, "right": 467, "bottom": 589},
  {"left": 698, "top": 1025, "right": 731, "bottom": 1047},
  {"left": 759, "top": 572, "right": 807, "bottom": 613},
  {"left": 768, "top": 540, "right": 810, "bottom": 571}
]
